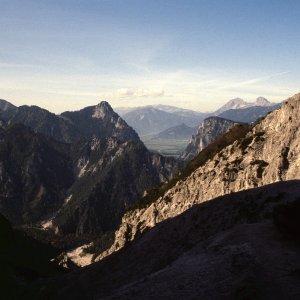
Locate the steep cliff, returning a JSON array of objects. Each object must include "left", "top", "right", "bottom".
[{"left": 181, "top": 117, "right": 240, "bottom": 160}]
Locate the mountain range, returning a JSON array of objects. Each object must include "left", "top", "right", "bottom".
[
  {"left": 213, "top": 96, "right": 276, "bottom": 115},
  {"left": 115, "top": 97, "right": 280, "bottom": 156},
  {"left": 0, "top": 93, "right": 299, "bottom": 299},
  {"left": 115, "top": 105, "right": 206, "bottom": 137}
]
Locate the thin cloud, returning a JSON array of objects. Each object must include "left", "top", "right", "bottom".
[
  {"left": 115, "top": 88, "right": 164, "bottom": 99},
  {"left": 218, "top": 72, "right": 289, "bottom": 90}
]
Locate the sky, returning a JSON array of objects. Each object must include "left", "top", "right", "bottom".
[{"left": 1, "top": 0, "right": 300, "bottom": 113}]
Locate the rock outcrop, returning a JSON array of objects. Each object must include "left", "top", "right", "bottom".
[{"left": 181, "top": 117, "right": 239, "bottom": 161}]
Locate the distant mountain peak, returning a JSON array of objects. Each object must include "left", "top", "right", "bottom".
[
  {"left": 215, "top": 96, "right": 275, "bottom": 115},
  {"left": 223, "top": 97, "right": 248, "bottom": 107},
  {"left": 92, "top": 101, "right": 114, "bottom": 119},
  {"left": 214, "top": 98, "right": 248, "bottom": 115},
  {"left": 228, "top": 97, "right": 246, "bottom": 103},
  {"left": 255, "top": 97, "right": 271, "bottom": 106}
]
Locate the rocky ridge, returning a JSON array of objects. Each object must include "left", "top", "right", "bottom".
[
  {"left": 92, "top": 93, "right": 300, "bottom": 263},
  {"left": 181, "top": 116, "right": 240, "bottom": 161},
  {"left": 0, "top": 100, "right": 180, "bottom": 246},
  {"left": 0, "top": 101, "right": 139, "bottom": 144}
]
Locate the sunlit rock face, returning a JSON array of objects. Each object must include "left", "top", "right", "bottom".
[{"left": 94, "top": 93, "right": 300, "bottom": 263}]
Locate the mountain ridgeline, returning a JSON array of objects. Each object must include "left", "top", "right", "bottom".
[{"left": 0, "top": 101, "right": 140, "bottom": 143}]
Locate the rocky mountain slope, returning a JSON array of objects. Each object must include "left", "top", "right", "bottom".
[
  {"left": 48, "top": 181, "right": 300, "bottom": 299},
  {"left": 0, "top": 101, "right": 180, "bottom": 247},
  {"left": 181, "top": 117, "right": 240, "bottom": 161},
  {"left": 0, "top": 124, "right": 73, "bottom": 224},
  {"left": 89, "top": 92, "right": 300, "bottom": 263},
  {"left": 51, "top": 138, "right": 179, "bottom": 240}
]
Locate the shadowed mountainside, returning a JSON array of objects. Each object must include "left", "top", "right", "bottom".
[{"left": 48, "top": 181, "right": 300, "bottom": 300}]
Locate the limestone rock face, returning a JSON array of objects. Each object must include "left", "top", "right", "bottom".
[
  {"left": 95, "top": 93, "right": 300, "bottom": 263},
  {"left": 181, "top": 117, "right": 239, "bottom": 161}
]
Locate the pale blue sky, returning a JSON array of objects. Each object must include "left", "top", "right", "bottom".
[{"left": 1, "top": 0, "right": 300, "bottom": 112}]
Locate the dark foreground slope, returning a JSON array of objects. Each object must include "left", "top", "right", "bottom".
[
  {"left": 47, "top": 181, "right": 300, "bottom": 300},
  {"left": 0, "top": 213, "right": 62, "bottom": 299}
]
